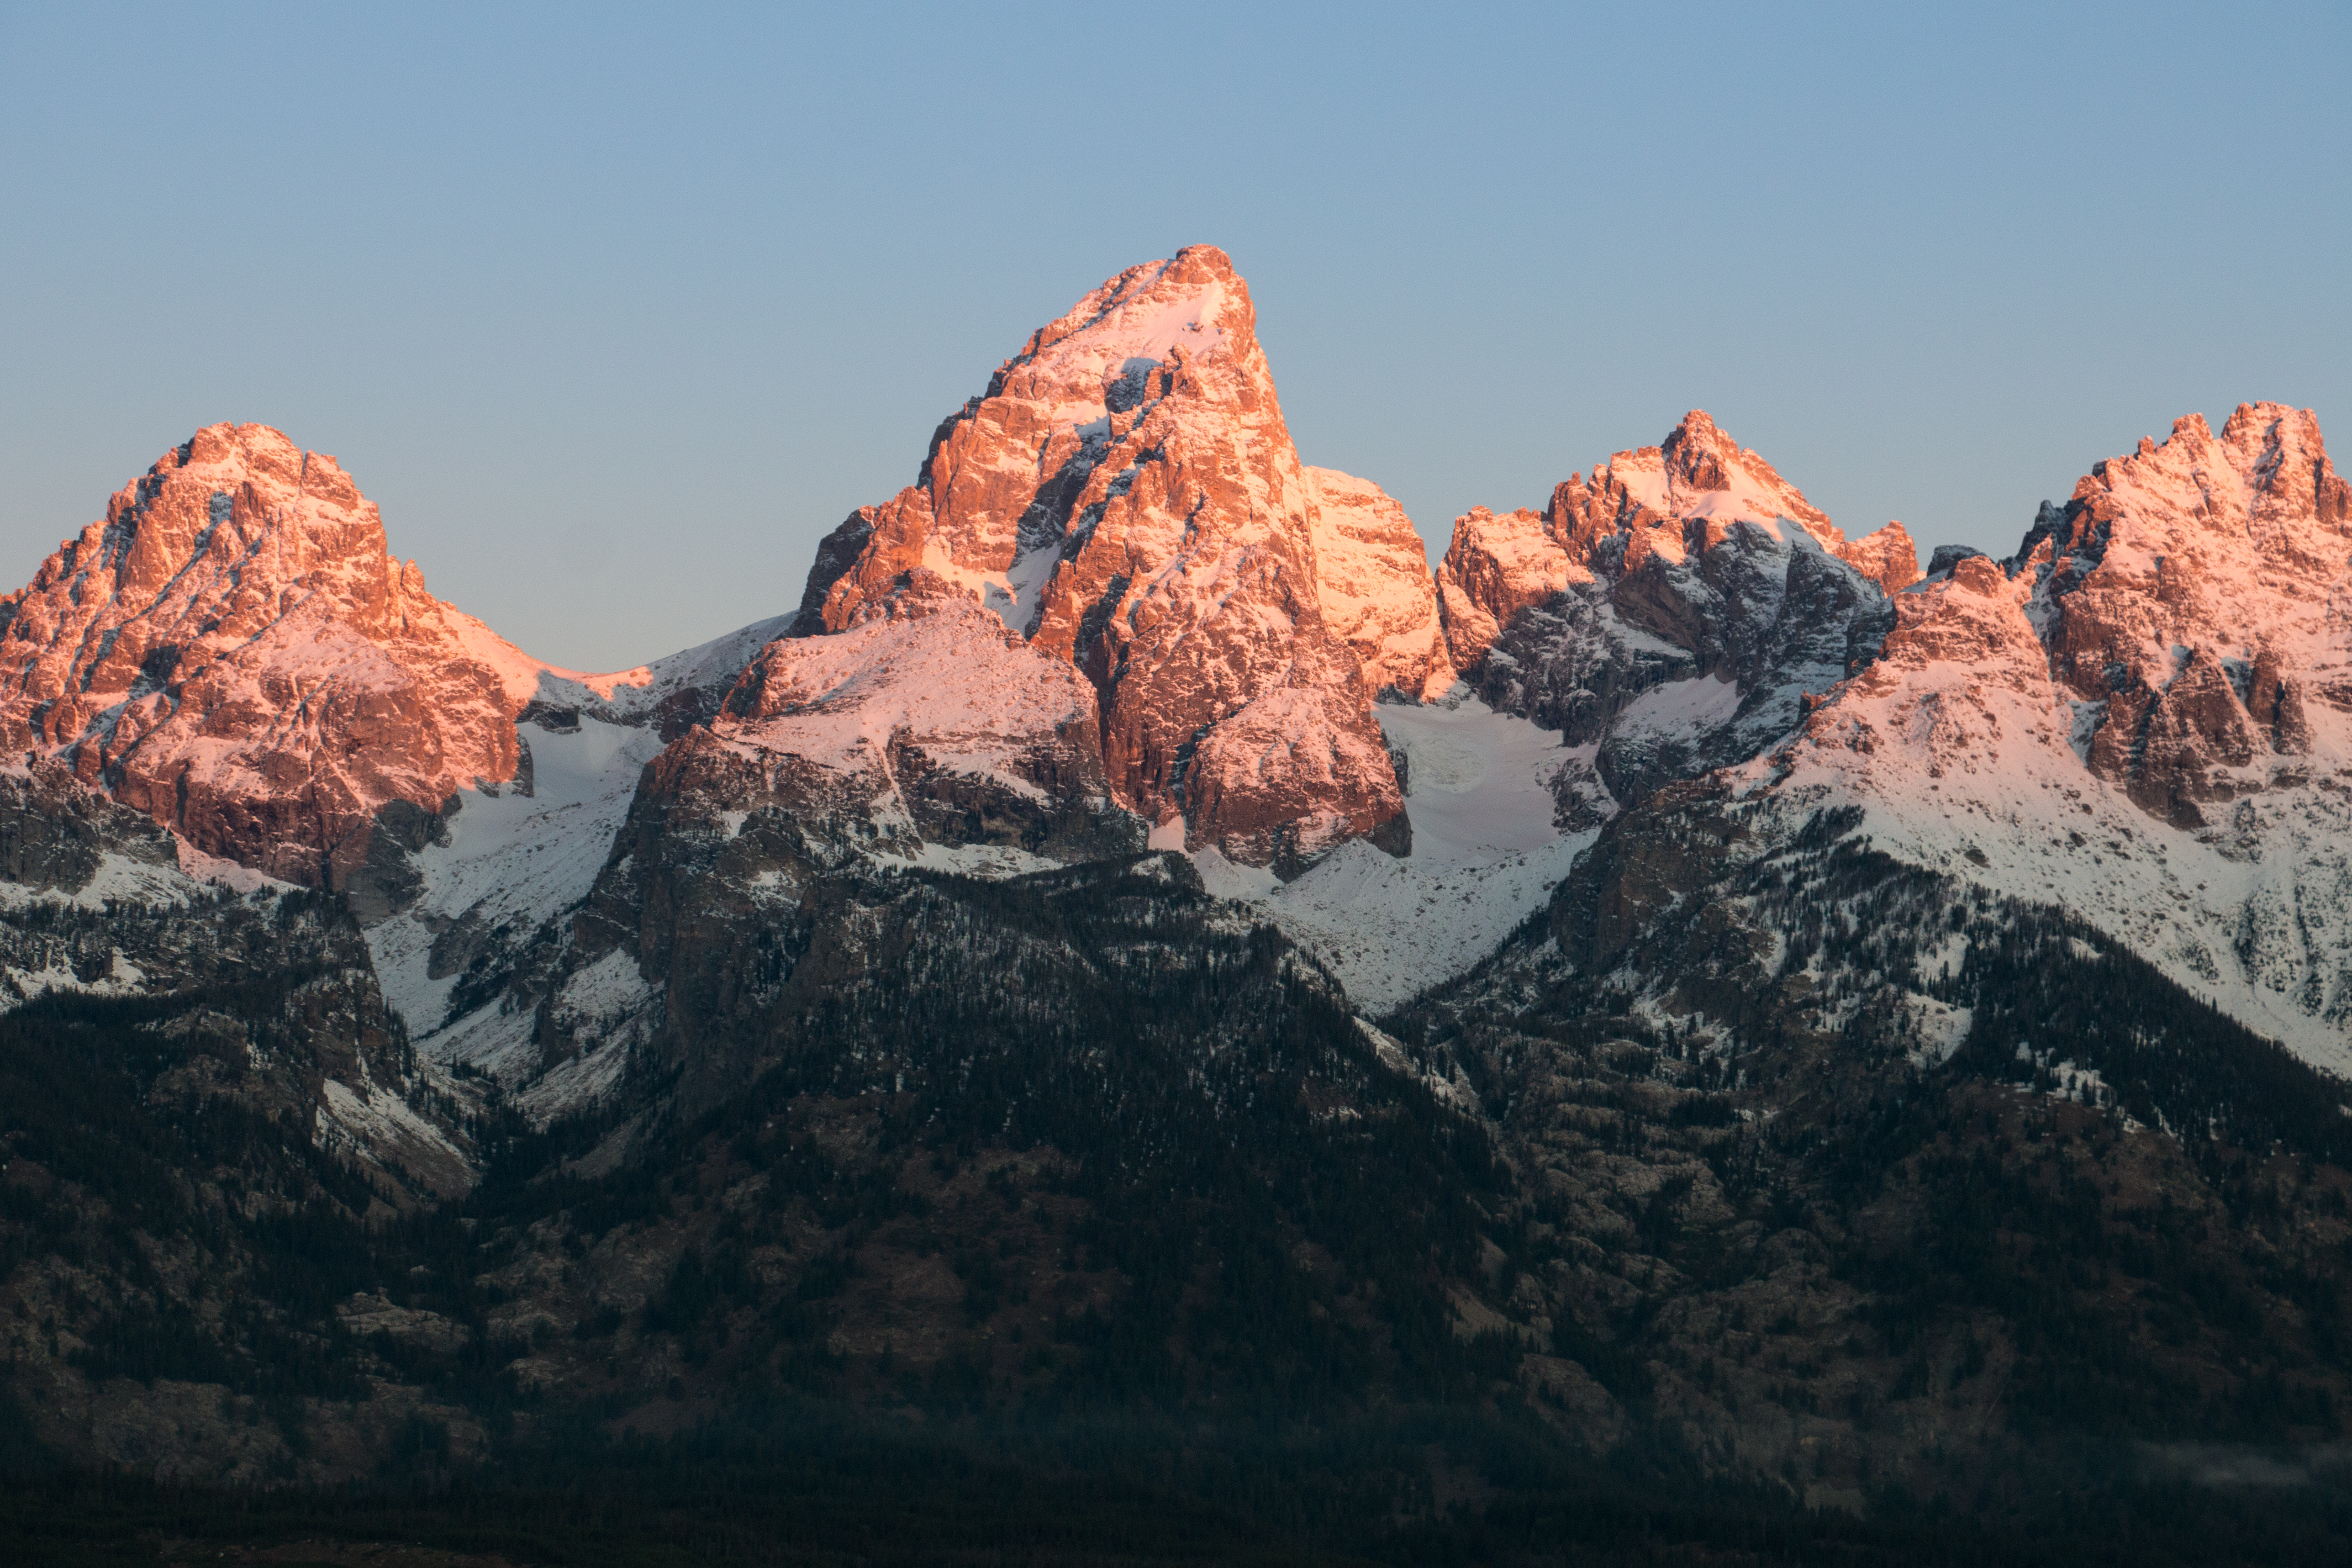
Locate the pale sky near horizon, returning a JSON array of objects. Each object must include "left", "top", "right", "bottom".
[{"left": 4, "top": 2, "right": 2347, "bottom": 671}]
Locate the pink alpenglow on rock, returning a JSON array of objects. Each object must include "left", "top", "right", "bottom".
[
  {"left": 1749, "top": 404, "right": 2352, "bottom": 1074},
  {"left": 794, "top": 246, "right": 1412, "bottom": 871},
  {"left": 1427, "top": 411, "right": 1905, "bottom": 815},
  {"left": 1302, "top": 465, "right": 1453, "bottom": 702},
  {"left": 1436, "top": 410, "right": 1914, "bottom": 671},
  {"left": 2026, "top": 404, "right": 2349, "bottom": 825},
  {"left": 0, "top": 423, "right": 523, "bottom": 905},
  {"left": 1837, "top": 521, "right": 1922, "bottom": 595}
]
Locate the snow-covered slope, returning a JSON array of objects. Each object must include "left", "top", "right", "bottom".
[
  {"left": 651, "top": 593, "right": 1140, "bottom": 862},
  {"left": 353, "top": 600, "right": 822, "bottom": 1121},
  {"left": 448, "top": 606, "right": 796, "bottom": 735},
  {"left": 364, "top": 602, "right": 821, "bottom": 1121},
  {"left": 363, "top": 709, "right": 666, "bottom": 1109},
  {"left": 1196, "top": 690, "right": 1596, "bottom": 1014},
  {"left": 1741, "top": 405, "right": 2352, "bottom": 1074},
  {"left": 507, "top": 593, "right": 1150, "bottom": 1119}
]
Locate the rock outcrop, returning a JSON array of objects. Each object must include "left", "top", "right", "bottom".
[
  {"left": 654, "top": 593, "right": 1138, "bottom": 866},
  {"left": 793, "top": 247, "right": 1408, "bottom": 870},
  {"left": 1432, "top": 412, "right": 1903, "bottom": 812},
  {"left": 1303, "top": 466, "right": 1453, "bottom": 701},
  {"left": 557, "top": 593, "right": 1143, "bottom": 1107},
  {"left": 0, "top": 758, "right": 180, "bottom": 895},
  {"left": 2022, "top": 404, "right": 2349, "bottom": 825},
  {"left": 0, "top": 424, "right": 524, "bottom": 899},
  {"left": 1837, "top": 519, "right": 1922, "bottom": 594}
]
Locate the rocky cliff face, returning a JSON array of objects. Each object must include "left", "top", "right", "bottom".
[
  {"left": 1645, "top": 404, "right": 2352, "bottom": 1073},
  {"left": 1432, "top": 412, "right": 1914, "bottom": 815},
  {"left": 1837, "top": 518, "right": 1922, "bottom": 595},
  {"left": 574, "top": 595, "right": 1146, "bottom": 1108},
  {"left": 795, "top": 247, "right": 1409, "bottom": 871},
  {"left": 2021, "top": 403, "right": 2350, "bottom": 825},
  {"left": 0, "top": 424, "right": 524, "bottom": 903},
  {"left": 0, "top": 756, "right": 473, "bottom": 1198},
  {"left": 1302, "top": 466, "right": 1453, "bottom": 702}
]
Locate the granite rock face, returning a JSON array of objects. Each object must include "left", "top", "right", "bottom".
[
  {"left": 1302, "top": 465, "right": 1453, "bottom": 702},
  {"left": 2020, "top": 404, "right": 2348, "bottom": 825},
  {"left": 1432, "top": 412, "right": 1907, "bottom": 814},
  {"left": 796, "top": 247, "right": 1409, "bottom": 870},
  {"left": 0, "top": 424, "right": 522, "bottom": 898},
  {"left": 1836, "top": 519, "right": 1923, "bottom": 594}
]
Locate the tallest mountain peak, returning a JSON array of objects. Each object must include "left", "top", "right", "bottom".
[
  {"left": 788, "top": 248, "right": 1421, "bottom": 869},
  {"left": 1662, "top": 407, "right": 1734, "bottom": 457},
  {"left": 998, "top": 244, "right": 1262, "bottom": 409}
]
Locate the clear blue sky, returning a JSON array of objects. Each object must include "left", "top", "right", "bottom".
[{"left": 4, "top": 2, "right": 2346, "bottom": 670}]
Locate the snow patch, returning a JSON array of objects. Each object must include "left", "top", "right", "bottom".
[
  {"left": 175, "top": 841, "right": 294, "bottom": 895},
  {"left": 368, "top": 713, "right": 664, "bottom": 1066},
  {"left": 320, "top": 1077, "right": 463, "bottom": 1165},
  {"left": 1612, "top": 675, "right": 1744, "bottom": 744},
  {"left": 887, "top": 841, "right": 1063, "bottom": 879},
  {"left": 1200, "top": 695, "right": 1596, "bottom": 1013},
  {"left": 0, "top": 947, "right": 151, "bottom": 1008},
  {"left": 447, "top": 606, "right": 793, "bottom": 716},
  {"left": 1904, "top": 996, "right": 1973, "bottom": 1067}
]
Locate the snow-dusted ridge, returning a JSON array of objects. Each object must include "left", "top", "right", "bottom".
[
  {"left": 449, "top": 607, "right": 796, "bottom": 723},
  {"left": 11, "top": 294, "right": 2351, "bottom": 1161}
]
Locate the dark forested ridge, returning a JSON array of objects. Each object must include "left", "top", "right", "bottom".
[{"left": 6, "top": 835, "right": 2352, "bottom": 1562}]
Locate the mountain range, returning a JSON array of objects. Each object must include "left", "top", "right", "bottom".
[{"left": 5, "top": 246, "right": 2350, "bottom": 1553}]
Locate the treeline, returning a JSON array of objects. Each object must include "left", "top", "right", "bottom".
[{"left": 469, "top": 856, "right": 1515, "bottom": 1412}]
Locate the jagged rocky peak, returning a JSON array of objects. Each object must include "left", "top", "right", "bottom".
[
  {"left": 791, "top": 245, "right": 1414, "bottom": 871},
  {"left": 0, "top": 422, "right": 522, "bottom": 902},
  {"left": 1718, "top": 401, "right": 2352, "bottom": 1072},
  {"left": 2024, "top": 402, "right": 2352, "bottom": 825},
  {"left": 1435, "top": 410, "right": 1916, "bottom": 673},
  {"left": 1428, "top": 410, "right": 1908, "bottom": 816},
  {"left": 1791, "top": 551, "right": 2058, "bottom": 774},
  {"left": 1838, "top": 519, "right": 1922, "bottom": 595}
]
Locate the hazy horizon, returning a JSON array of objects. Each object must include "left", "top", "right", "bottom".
[{"left": 5, "top": 2, "right": 2346, "bottom": 671}]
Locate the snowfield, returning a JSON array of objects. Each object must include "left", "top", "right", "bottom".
[
  {"left": 1199, "top": 690, "right": 1597, "bottom": 1014},
  {"left": 365, "top": 712, "right": 665, "bottom": 1086}
]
